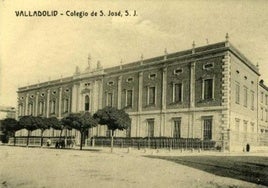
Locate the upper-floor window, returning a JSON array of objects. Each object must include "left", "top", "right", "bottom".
[
  {"left": 174, "top": 68, "right": 183, "bottom": 75},
  {"left": 235, "top": 118, "right": 240, "bottom": 132},
  {"left": 244, "top": 86, "right": 248, "bottom": 107},
  {"left": 148, "top": 73, "right": 157, "bottom": 80},
  {"left": 250, "top": 91, "right": 254, "bottom": 110},
  {"left": 266, "top": 95, "right": 268, "bottom": 105},
  {"left": 84, "top": 83, "right": 90, "bottom": 87},
  {"left": 250, "top": 122, "right": 254, "bottom": 132},
  {"left": 203, "top": 79, "right": 213, "bottom": 100},
  {"left": 64, "top": 99, "right": 69, "bottom": 113},
  {"left": 50, "top": 100, "right": 56, "bottom": 114},
  {"left": 107, "top": 81, "right": 114, "bottom": 86},
  {"left": 126, "top": 77, "right": 134, "bottom": 83},
  {"left": 261, "top": 108, "right": 264, "bottom": 121},
  {"left": 261, "top": 92, "right": 264, "bottom": 103},
  {"left": 126, "top": 90, "right": 133, "bottom": 107},
  {"left": 19, "top": 104, "right": 23, "bottom": 116},
  {"left": 148, "top": 86, "right": 156, "bottom": 105},
  {"left": 39, "top": 101, "right": 44, "bottom": 115},
  {"left": 203, "top": 63, "right": 214, "bottom": 70},
  {"left": 173, "top": 83, "right": 183, "bottom": 103},
  {"left": 243, "top": 121, "right": 248, "bottom": 132},
  {"left": 85, "top": 95, "right": 90, "bottom": 111},
  {"left": 235, "top": 82, "right": 240, "bottom": 104},
  {"left": 107, "top": 93, "right": 113, "bottom": 107},
  {"left": 28, "top": 103, "right": 33, "bottom": 115}
]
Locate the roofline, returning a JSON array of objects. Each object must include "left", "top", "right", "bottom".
[{"left": 18, "top": 40, "right": 260, "bottom": 92}]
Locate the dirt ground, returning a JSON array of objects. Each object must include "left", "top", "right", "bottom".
[{"left": 0, "top": 146, "right": 267, "bottom": 188}]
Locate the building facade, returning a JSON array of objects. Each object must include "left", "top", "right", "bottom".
[{"left": 17, "top": 37, "right": 268, "bottom": 151}]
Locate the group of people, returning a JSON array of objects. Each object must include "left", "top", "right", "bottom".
[{"left": 46, "top": 138, "right": 76, "bottom": 149}]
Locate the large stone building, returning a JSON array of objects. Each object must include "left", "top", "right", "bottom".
[{"left": 17, "top": 36, "right": 268, "bottom": 151}]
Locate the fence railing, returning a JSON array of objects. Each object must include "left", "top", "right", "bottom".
[
  {"left": 89, "top": 137, "right": 218, "bottom": 151},
  {"left": 8, "top": 136, "right": 74, "bottom": 147}
]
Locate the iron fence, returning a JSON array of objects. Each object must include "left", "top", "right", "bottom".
[{"left": 89, "top": 137, "right": 218, "bottom": 151}]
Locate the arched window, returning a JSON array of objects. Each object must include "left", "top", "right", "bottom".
[
  {"left": 64, "top": 99, "right": 69, "bottom": 113},
  {"left": 19, "top": 104, "right": 23, "bottom": 116},
  {"left": 85, "top": 95, "right": 90, "bottom": 111},
  {"left": 28, "top": 103, "right": 33, "bottom": 115},
  {"left": 39, "top": 101, "right": 44, "bottom": 115},
  {"left": 50, "top": 100, "right": 56, "bottom": 114}
]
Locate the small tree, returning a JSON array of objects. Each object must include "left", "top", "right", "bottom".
[
  {"left": 61, "top": 112, "right": 97, "bottom": 150},
  {"left": 94, "top": 107, "right": 131, "bottom": 152},
  {"left": 49, "top": 117, "right": 64, "bottom": 139},
  {"left": 35, "top": 117, "right": 50, "bottom": 147},
  {"left": 1, "top": 118, "right": 22, "bottom": 144},
  {"left": 19, "top": 116, "right": 39, "bottom": 146}
]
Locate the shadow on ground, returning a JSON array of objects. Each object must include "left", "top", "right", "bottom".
[{"left": 146, "top": 155, "right": 268, "bottom": 186}]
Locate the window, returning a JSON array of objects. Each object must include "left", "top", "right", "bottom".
[
  {"left": 107, "top": 93, "right": 113, "bottom": 107},
  {"left": 235, "top": 118, "right": 240, "bottom": 141},
  {"left": 203, "top": 79, "right": 213, "bottom": 100},
  {"left": 174, "top": 68, "right": 183, "bottom": 75},
  {"left": 28, "top": 103, "right": 33, "bottom": 115},
  {"left": 126, "top": 90, "right": 133, "bottom": 107},
  {"left": 85, "top": 95, "right": 90, "bottom": 111},
  {"left": 203, "top": 117, "right": 212, "bottom": 140},
  {"left": 64, "top": 99, "right": 69, "bottom": 113},
  {"left": 173, "top": 83, "right": 183, "bottom": 103},
  {"left": 266, "top": 95, "right": 268, "bottom": 105},
  {"left": 126, "top": 77, "right": 134, "bottom": 83},
  {"left": 50, "top": 100, "right": 56, "bottom": 114},
  {"left": 235, "top": 83, "right": 240, "bottom": 104},
  {"left": 149, "top": 73, "right": 156, "bottom": 79},
  {"left": 244, "top": 86, "right": 248, "bottom": 107},
  {"left": 235, "top": 118, "right": 240, "bottom": 132},
  {"left": 148, "top": 86, "right": 156, "bottom": 105},
  {"left": 251, "top": 90, "right": 254, "bottom": 110},
  {"left": 261, "top": 108, "right": 264, "bottom": 121},
  {"left": 173, "top": 118, "right": 181, "bottom": 138},
  {"left": 250, "top": 123, "right": 254, "bottom": 132},
  {"left": 126, "top": 119, "right": 131, "bottom": 137},
  {"left": 243, "top": 121, "right": 248, "bottom": 132},
  {"left": 108, "top": 81, "right": 114, "bottom": 86},
  {"left": 203, "top": 63, "right": 214, "bottom": 69},
  {"left": 39, "top": 102, "right": 44, "bottom": 115},
  {"left": 261, "top": 92, "right": 264, "bottom": 103},
  {"left": 19, "top": 104, "right": 23, "bottom": 116},
  {"left": 265, "top": 109, "right": 268, "bottom": 122},
  {"left": 147, "top": 119, "right": 154, "bottom": 138}
]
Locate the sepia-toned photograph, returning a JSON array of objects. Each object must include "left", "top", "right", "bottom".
[{"left": 0, "top": 0, "right": 267, "bottom": 187}]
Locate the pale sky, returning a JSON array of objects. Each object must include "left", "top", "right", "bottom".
[{"left": 1, "top": 0, "right": 268, "bottom": 107}]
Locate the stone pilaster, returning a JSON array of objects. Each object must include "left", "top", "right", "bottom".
[
  {"left": 46, "top": 89, "right": 50, "bottom": 117},
  {"left": 71, "top": 84, "right": 77, "bottom": 112},
  {"left": 137, "top": 72, "right": 143, "bottom": 137},
  {"left": 118, "top": 76, "right": 122, "bottom": 109},
  {"left": 25, "top": 93, "right": 29, "bottom": 115},
  {"left": 58, "top": 87, "right": 62, "bottom": 118},
  {"left": 190, "top": 62, "right": 196, "bottom": 108},
  {"left": 35, "top": 92, "right": 39, "bottom": 116},
  {"left": 221, "top": 52, "right": 231, "bottom": 151}
]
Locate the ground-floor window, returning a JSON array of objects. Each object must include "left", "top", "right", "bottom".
[
  {"left": 173, "top": 118, "right": 181, "bottom": 138},
  {"left": 203, "top": 117, "right": 212, "bottom": 140},
  {"left": 147, "top": 119, "right": 154, "bottom": 138}
]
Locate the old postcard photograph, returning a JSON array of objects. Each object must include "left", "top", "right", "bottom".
[{"left": 0, "top": 0, "right": 267, "bottom": 187}]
